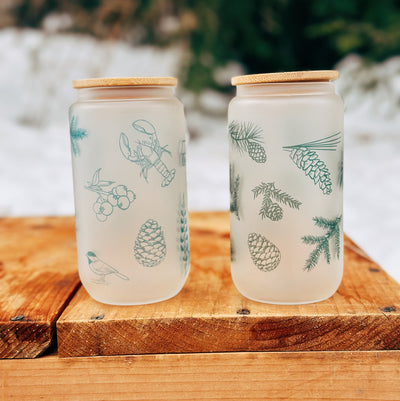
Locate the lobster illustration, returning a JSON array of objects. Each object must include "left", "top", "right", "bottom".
[{"left": 119, "top": 119, "right": 176, "bottom": 187}]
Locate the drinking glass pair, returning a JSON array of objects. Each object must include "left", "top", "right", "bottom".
[{"left": 69, "top": 71, "right": 343, "bottom": 306}]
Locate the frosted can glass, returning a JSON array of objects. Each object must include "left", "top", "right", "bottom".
[
  {"left": 69, "top": 86, "right": 190, "bottom": 305},
  {"left": 228, "top": 82, "right": 344, "bottom": 304}
]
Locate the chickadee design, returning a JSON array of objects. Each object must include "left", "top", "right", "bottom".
[{"left": 86, "top": 251, "right": 129, "bottom": 283}]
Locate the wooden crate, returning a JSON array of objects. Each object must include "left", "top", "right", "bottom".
[{"left": 1, "top": 212, "right": 399, "bottom": 400}]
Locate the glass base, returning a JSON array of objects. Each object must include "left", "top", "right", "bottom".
[
  {"left": 234, "top": 286, "right": 338, "bottom": 305},
  {"left": 84, "top": 285, "right": 185, "bottom": 306}
]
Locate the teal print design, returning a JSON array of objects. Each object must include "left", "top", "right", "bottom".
[
  {"left": 178, "top": 194, "right": 190, "bottom": 274},
  {"left": 252, "top": 182, "right": 301, "bottom": 221},
  {"left": 120, "top": 119, "right": 176, "bottom": 187},
  {"left": 134, "top": 219, "right": 166, "bottom": 267},
  {"left": 230, "top": 235, "right": 236, "bottom": 262},
  {"left": 283, "top": 132, "right": 341, "bottom": 195},
  {"left": 85, "top": 168, "right": 136, "bottom": 222},
  {"left": 302, "top": 216, "right": 342, "bottom": 271},
  {"left": 69, "top": 115, "right": 88, "bottom": 157},
  {"left": 86, "top": 251, "right": 129, "bottom": 284},
  {"left": 178, "top": 139, "right": 186, "bottom": 167},
  {"left": 338, "top": 152, "right": 344, "bottom": 188},
  {"left": 248, "top": 233, "right": 281, "bottom": 272},
  {"left": 229, "top": 164, "right": 240, "bottom": 220},
  {"left": 229, "top": 120, "right": 267, "bottom": 163}
]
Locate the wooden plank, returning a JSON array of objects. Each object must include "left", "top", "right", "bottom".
[
  {"left": 1, "top": 351, "right": 400, "bottom": 400},
  {"left": 57, "top": 212, "right": 400, "bottom": 357},
  {"left": 0, "top": 217, "right": 80, "bottom": 358}
]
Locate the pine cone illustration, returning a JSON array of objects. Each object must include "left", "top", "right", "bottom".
[
  {"left": 266, "top": 202, "right": 283, "bottom": 221},
  {"left": 288, "top": 147, "right": 332, "bottom": 195},
  {"left": 248, "top": 233, "right": 281, "bottom": 272},
  {"left": 247, "top": 142, "right": 267, "bottom": 163},
  {"left": 228, "top": 121, "right": 267, "bottom": 164},
  {"left": 134, "top": 219, "right": 166, "bottom": 267},
  {"left": 283, "top": 133, "right": 341, "bottom": 195}
]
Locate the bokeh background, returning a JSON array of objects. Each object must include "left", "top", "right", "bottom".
[{"left": 1, "top": 0, "right": 399, "bottom": 281}]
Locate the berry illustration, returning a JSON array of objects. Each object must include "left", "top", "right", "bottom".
[
  {"left": 96, "top": 213, "right": 107, "bottom": 222},
  {"left": 93, "top": 201, "right": 102, "bottom": 214},
  {"left": 101, "top": 201, "right": 113, "bottom": 216},
  {"left": 85, "top": 168, "right": 136, "bottom": 222},
  {"left": 248, "top": 233, "right": 281, "bottom": 272},
  {"left": 127, "top": 190, "right": 135, "bottom": 202},
  {"left": 92, "top": 199, "right": 114, "bottom": 222},
  {"left": 107, "top": 193, "right": 119, "bottom": 206},
  {"left": 114, "top": 185, "right": 127, "bottom": 196},
  {"left": 117, "top": 196, "right": 130, "bottom": 210},
  {"left": 134, "top": 219, "right": 166, "bottom": 267}
]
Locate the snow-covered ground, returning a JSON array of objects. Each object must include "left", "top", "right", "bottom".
[{"left": 0, "top": 28, "right": 399, "bottom": 282}]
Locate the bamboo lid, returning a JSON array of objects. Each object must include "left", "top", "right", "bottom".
[
  {"left": 231, "top": 70, "right": 338, "bottom": 86},
  {"left": 72, "top": 77, "right": 178, "bottom": 89}
]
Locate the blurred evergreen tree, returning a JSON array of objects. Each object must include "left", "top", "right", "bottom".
[{"left": 9, "top": 0, "right": 400, "bottom": 92}]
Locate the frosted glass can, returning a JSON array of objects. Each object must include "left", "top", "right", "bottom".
[
  {"left": 228, "top": 71, "right": 344, "bottom": 304},
  {"left": 69, "top": 77, "right": 190, "bottom": 305}
]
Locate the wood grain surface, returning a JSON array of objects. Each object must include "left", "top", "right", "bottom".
[
  {"left": 1, "top": 351, "right": 400, "bottom": 400},
  {"left": 57, "top": 212, "right": 400, "bottom": 358},
  {"left": 0, "top": 217, "right": 80, "bottom": 358}
]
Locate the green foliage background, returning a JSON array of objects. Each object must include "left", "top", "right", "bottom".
[{"left": 6, "top": 0, "right": 400, "bottom": 93}]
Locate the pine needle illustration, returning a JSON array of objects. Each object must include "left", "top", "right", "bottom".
[
  {"left": 252, "top": 182, "right": 301, "bottom": 221},
  {"left": 229, "top": 120, "right": 267, "bottom": 163},
  {"left": 338, "top": 153, "right": 343, "bottom": 188},
  {"left": 229, "top": 164, "right": 240, "bottom": 220},
  {"left": 230, "top": 235, "right": 236, "bottom": 262},
  {"left": 69, "top": 115, "right": 87, "bottom": 157},
  {"left": 283, "top": 132, "right": 341, "bottom": 195},
  {"left": 248, "top": 233, "right": 281, "bottom": 272},
  {"left": 302, "top": 216, "right": 342, "bottom": 271},
  {"left": 178, "top": 194, "right": 190, "bottom": 275}
]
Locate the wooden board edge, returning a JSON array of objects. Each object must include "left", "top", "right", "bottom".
[
  {"left": 1, "top": 350, "right": 400, "bottom": 400},
  {"left": 0, "top": 321, "right": 51, "bottom": 359},
  {"left": 56, "top": 314, "right": 400, "bottom": 358},
  {"left": 1, "top": 281, "right": 81, "bottom": 359}
]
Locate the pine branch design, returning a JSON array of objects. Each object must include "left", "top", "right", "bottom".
[
  {"left": 229, "top": 164, "right": 240, "bottom": 220},
  {"left": 178, "top": 194, "right": 190, "bottom": 275},
  {"left": 283, "top": 132, "right": 341, "bottom": 195},
  {"left": 230, "top": 235, "right": 236, "bottom": 262},
  {"left": 252, "top": 182, "right": 301, "bottom": 221},
  {"left": 70, "top": 115, "right": 88, "bottom": 157},
  {"left": 338, "top": 153, "right": 343, "bottom": 188},
  {"left": 229, "top": 120, "right": 267, "bottom": 163},
  {"left": 302, "top": 215, "right": 342, "bottom": 271}
]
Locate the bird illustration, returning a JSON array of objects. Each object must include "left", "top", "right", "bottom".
[{"left": 86, "top": 251, "right": 129, "bottom": 284}]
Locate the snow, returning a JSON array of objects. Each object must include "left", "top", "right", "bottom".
[{"left": 0, "top": 28, "right": 399, "bottom": 283}]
